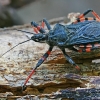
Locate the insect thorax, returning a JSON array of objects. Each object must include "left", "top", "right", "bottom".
[{"left": 46, "top": 24, "right": 69, "bottom": 47}]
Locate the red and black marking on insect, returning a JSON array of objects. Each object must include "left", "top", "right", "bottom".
[
  {"left": 2, "top": 9, "right": 100, "bottom": 91},
  {"left": 74, "top": 42, "right": 100, "bottom": 52},
  {"left": 73, "top": 9, "right": 100, "bottom": 24}
]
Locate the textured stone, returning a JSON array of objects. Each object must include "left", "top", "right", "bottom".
[{"left": 0, "top": 14, "right": 100, "bottom": 100}]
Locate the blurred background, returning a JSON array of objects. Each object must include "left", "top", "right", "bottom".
[{"left": 0, "top": 0, "right": 100, "bottom": 27}]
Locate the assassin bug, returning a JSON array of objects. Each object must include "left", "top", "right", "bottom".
[{"left": 2, "top": 9, "right": 100, "bottom": 91}]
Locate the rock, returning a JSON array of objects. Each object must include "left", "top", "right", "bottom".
[
  {"left": 0, "top": 14, "right": 100, "bottom": 99},
  {"left": 0, "top": 76, "right": 8, "bottom": 85},
  {"left": 0, "top": 92, "right": 13, "bottom": 97},
  {"left": 4, "top": 74, "right": 16, "bottom": 81}
]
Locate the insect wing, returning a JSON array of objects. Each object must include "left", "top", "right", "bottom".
[{"left": 68, "top": 21, "right": 100, "bottom": 45}]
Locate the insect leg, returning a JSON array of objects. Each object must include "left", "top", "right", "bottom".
[
  {"left": 61, "top": 49, "right": 81, "bottom": 71},
  {"left": 22, "top": 46, "right": 53, "bottom": 91},
  {"left": 73, "top": 9, "right": 100, "bottom": 23},
  {"left": 43, "top": 19, "right": 51, "bottom": 30},
  {"left": 92, "top": 10, "right": 100, "bottom": 20},
  {"left": 78, "top": 9, "right": 100, "bottom": 19},
  {"left": 31, "top": 21, "right": 46, "bottom": 33}
]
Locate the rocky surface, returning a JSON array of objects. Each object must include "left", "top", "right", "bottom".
[{"left": 0, "top": 16, "right": 100, "bottom": 100}]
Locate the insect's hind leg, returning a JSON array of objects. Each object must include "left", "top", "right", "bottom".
[
  {"left": 73, "top": 10, "right": 100, "bottom": 24},
  {"left": 78, "top": 9, "right": 100, "bottom": 20}
]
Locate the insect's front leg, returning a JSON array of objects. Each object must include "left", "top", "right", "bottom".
[
  {"left": 31, "top": 21, "right": 46, "bottom": 33},
  {"left": 31, "top": 19, "right": 51, "bottom": 34},
  {"left": 42, "top": 19, "right": 51, "bottom": 30},
  {"left": 22, "top": 46, "right": 53, "bottom": 91},
  {"left": 61, "top": 49, "right": 81, "bottom": 74}
]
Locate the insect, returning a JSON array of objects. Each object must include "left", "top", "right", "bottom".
[{"left": 2, "top": 9, "right": 100, "bottom": 91}]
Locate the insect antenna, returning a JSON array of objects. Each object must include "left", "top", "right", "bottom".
[
  {"left": 15, "top": 29, "right": 35, "bottom": 35},
  {"left": 1, "top": 39, "right": 31, "bottom": 57},
  {"left": 4, "top": 28, "right": 35, "bottom": 35}
]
